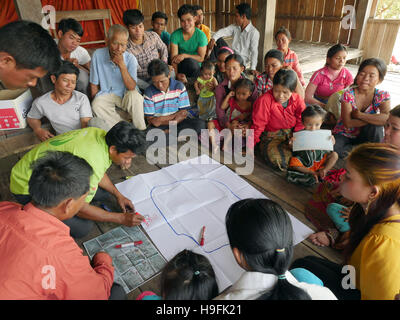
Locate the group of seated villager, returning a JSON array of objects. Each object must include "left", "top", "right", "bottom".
[{"left": 0, "top": 1, "right": 399, "bottom": 301}]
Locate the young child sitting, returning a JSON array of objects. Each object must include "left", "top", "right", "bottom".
[
  {"left": 287, "top": 105, "right": 338, "bottom": 186},
  {"left": 249, "top": 69, "right": 305, "bottom": 171},
  {"left": 194, "top": 61, "right": 219, "bottom": 121},
  {"left": 208, "top": 78, "right": 254, "bottom": 152},
  {"left": 136, "top": 249, "right": 219, "bottom": 300}
]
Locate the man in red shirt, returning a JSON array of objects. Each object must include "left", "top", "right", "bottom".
[{"left": 0, "top": 151, "right": 126, "bottom": 300}]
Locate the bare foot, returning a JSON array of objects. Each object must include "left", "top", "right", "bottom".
[{"left": 308, "top": 232, "right": 330, "bottom": 247}]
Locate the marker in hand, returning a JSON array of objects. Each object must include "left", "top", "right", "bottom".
[
  {"left": 200, "top": 226, "right": 206, "bottom": 246},
  {"left": 115, "top": 241, "right": 143, "bottom": 249},
  {"left": 135, "top": 212, "right": 147, "bottom": 225}
]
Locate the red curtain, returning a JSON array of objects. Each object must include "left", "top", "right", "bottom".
[{"left": 0, "top": 0, "right": 138, "bottom": 48}]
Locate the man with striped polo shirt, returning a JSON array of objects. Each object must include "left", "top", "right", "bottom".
[{"left": 144, "top": 59, "right": 206, "bottom": 144}]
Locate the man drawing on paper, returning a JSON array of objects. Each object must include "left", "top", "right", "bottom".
[{"left": 0, "top": 151, "right": 126, "bottom": 300}]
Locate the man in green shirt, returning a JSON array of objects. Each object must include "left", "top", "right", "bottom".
[{"left": 10, "top": 121, "right": 146, "bottom": 238}]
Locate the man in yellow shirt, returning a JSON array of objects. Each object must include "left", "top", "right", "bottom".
[{"left": 193, "top": 5, "right": 211, "bottom": 42}]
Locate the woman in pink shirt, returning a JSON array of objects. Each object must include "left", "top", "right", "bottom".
[
  {"left": 275, "top": 27, "right": 306, "bottom": 87},
  {"left": 249, "top": 69, "right": 305, "bottom": 171},
  {"left": 305, "top": 44, "right": 354, "bottom": 107}
]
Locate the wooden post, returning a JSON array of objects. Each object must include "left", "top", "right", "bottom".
[
  {"left": 257, "top": 0, "right": 276, "bottom": 71},
  {"left": 215, "top": 0, "right": 224, "bottom": 31},
  {"left": 13, "top": 0, "right": 45, "bottom": 24},
  {"left": 349, "top": 0, "right": 375, "bottom": 49}
]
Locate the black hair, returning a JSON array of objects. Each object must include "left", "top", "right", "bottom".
[
  {"left": 51, "top": 60, "right": 79, "bottom": 79},
  {"left": 264, "top": 49, "right": 284, "bottom": 64},
  {"left": 273, "top": 69, "right": 298, "bottom": 92},
  {"left": 160, "top": 249, "right": 219, "bottom": 300},
  {"left": 390, "top": 104, "right": 400, "bottom": 118},
  {"left": 58, "top": 18, "right": 84, "bottom": 37},
  {"left": 200, "top": 60, "right": 215, "bottom": 72},
  {"left": 105, "top": 121, "right": 147, "bottom": 155},
  {"left": 357, "top": 57, "right": 387, "bottom": 82},
  {"left": 275, "top": 26, "right": 291, "bottom": 41},
  {"left": 148, "top": 59, "right": 170, "bottom": 78},
  {"left": 177, "top": 4, "right": 196, "bottom": 19},
  {"left": 327, "top": 43, "right": 348, "bottom": 59},
  {"left": 29, "top": 151, "right": 93, "bottom": 208},
  {"left": 217, "top": 47, "right": 234, "bottom": 57},
  {"left": 225, "top": 199, "right": 312, "bottom": 300},
  {"left": 192, "top": 5, "right": 203, "bottom": 12},
  {"left": 123, "top": 9, "right": 144, "bottom": 27},
  {"left": 233, "top": 78, "right": 255, "bottom": 93},
  {"left": 225, "top": 53, "right": 245, "bottom": 69},
  {"left": 152, "top": 11, "right": 168, "bottom": 23},
  {"left": 301, "top": 105, "right": 327, "bottom": 122},
  {"left": 0, "top": 20, "right": 61, "bottom": 73},
  {"left": 236, "top": 3, "right": 252, "bottom": 20}
]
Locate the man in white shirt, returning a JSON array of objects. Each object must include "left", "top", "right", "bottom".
[
  {"left": 208, "top": 3, "right": 259, "bottom": 75},
  {"left": 27, "top": 61, "right": 92, "bottom": 141},
  {"left": 56, "top": 19, "right": 91, "bottom": 95}
]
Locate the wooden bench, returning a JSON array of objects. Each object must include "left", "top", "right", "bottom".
[{"left": 51, "top": 9, "right": 113, "bottom": 47}]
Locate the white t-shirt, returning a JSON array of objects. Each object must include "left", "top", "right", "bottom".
[
  {"left": 214, "top": 271, "right": 337, "bottom": 300},
  {"left": 55, "top": 39, "right": 91, "bottom": 66},
  {"left": 28, "top": 90, "right": 92, "bottom": 135}
]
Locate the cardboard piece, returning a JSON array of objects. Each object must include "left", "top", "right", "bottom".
[{"left": 0, "top": 89, "right": 33, "bottom": 130}]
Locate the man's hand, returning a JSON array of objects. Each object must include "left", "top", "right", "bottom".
[
  {"left": 66, "top": 57, "right": 79, "bottom": 68},
  {"left": 149, "top": 117, "right": 163, "bottom": 127},
  {"left": 119, "top": 212, "right": 145, "bottom": 227},
  {"left": 116, "top": 194, "right": 135, "bottom": 213},
  {"left": 173, "top": 110, "right": 187, "bottom": 123},
  {"left": 112, "top": 53, "right": 125, "bottom": 68},
  {"left": 172, "top": 54, "right": 186, "bottom": 65},
  {"left": 34, "top": 128, "right": 54, "bottom": 141}
]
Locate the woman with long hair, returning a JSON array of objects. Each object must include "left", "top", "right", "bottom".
[{"left": 293, "top": 143, "right": 400, "bottom": 300}]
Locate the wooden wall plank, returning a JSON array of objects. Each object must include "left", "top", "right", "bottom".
[
  {"left": 304, "top": 0, "right": 317, "bottom": 41},
  {"left": 338, "top": 0, "right": 355, "bottom": 44},
  {"left": 312, "top": 0, "right": 325, "bottom": 42},
  {"left": 320, "top": 0, "right": 335, "bottom": 43}
]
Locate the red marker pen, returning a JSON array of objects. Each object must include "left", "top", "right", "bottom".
[
  {"left": 200, "top": 226, "right": 206, "bottom": 246},
  {"left": 115, "top": 241, "right": 143, "bottom": 249},
  {"left": 135, "top": 212, "right": 147, "bottom": 224}
]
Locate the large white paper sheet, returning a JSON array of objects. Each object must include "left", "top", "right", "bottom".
[
  {"left": 293, "top": 129, "right": 333, "bottom": 151},
  {"left": 116, "top": 155, "right": 314, "bottom": 291}
]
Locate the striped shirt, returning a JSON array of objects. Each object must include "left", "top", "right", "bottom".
[
  {"left": 143, "top": 78, "right": 190, "bottom": 117},
  {"left": 283, "top": 48, "right": 305, "bottom": 87}
]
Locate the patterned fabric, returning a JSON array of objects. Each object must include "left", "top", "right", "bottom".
[
  {"left": 254, "top": 72, "right": 273, "bottom": 96},
  {"left": 126, "top": 31, "right": 168, "bottom": 80},
  {"left": 143, "top": 78, "right": 190, "bottom": 117},
  {"left": 148, "top": 28, "right": 170, "bottom": 46},
  {"left": 333, "top": 87, "right": 391, "bottom": 138},
  {"left": 287, "top": 150, "right": 330, "bottom": 186},
  {"left": 258, "top": 129, "right": 292, "bottom": 171},
  {"left": 304, "top": 180, "right": 354, "bottom": 249},
  {"left": 197, "top": 96, "right": 216, "bottom": 121},
  {"left": 283, "top": 48, "right": 305, "bottom": 87}
]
